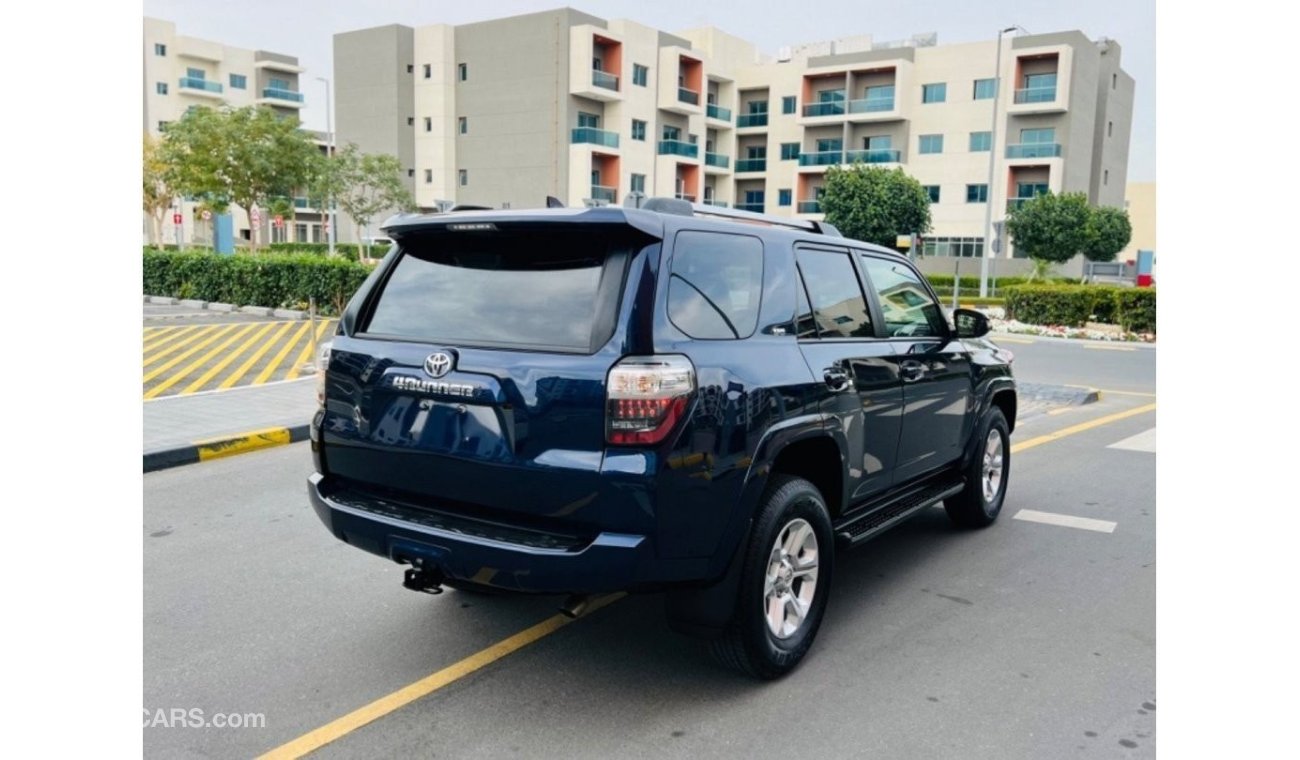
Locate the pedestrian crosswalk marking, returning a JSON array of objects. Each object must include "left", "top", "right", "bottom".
[
  {"left": 1108, "top": 427, "right": 1156, "bottom": 453},
  {"left": 1013, "top": 509, "right": 1117, "bottom": 533}
]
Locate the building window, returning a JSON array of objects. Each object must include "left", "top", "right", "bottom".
[
  {"left": 778, "top": 189, "right": 792, "bottom": 207},
  {"left": 921, "top": 236, "right": 985, "bottom": 258},
  {"left": 425, "top": 169, "right": 433, "bottom": 184},
  {"left": 186, "top": 67, "right": 206, "bottom": 80},
  {"left": 922, "top": 83, "right": 947, "bottom": 104},
  {"left": 158, "top": 121, "right": 170, "bottom": 132},
  {"left": 1104, "top": 169, "right": 1109, "bottom": 185},
  {"left": 631, "top": 173, "right": 646, "bottom": 193},
  {"left": 966, "top": 184, "right": 988, "bottom": 203},
  {"left": 633, "top": 64, "right": 648, "bottom": 86},
  {"left": 154, "top": 43, "right": 166, "bottom": 56},
  {"left": 458, "top": 117, "right": 467, "bottom": 134},
  {"left": 407, "top": 169, "right": 414, "bottom": 177},
  {"left": 782, "top": 96, "right": 796, "bottom": 114},
  {"left": 406, "top": 64, "right": 414, "bottom": 73},
  {"left": 780, "top": 142, "right": 800, "bottom": 160},
  {"left": 1112, "top": 73, "right": 1117, "bottom": 89},
  {"left": 1108, "top": 121, "right": 1113, "bottom": 138},
  {"left": 743, "top": 190, "right": 764, "bottom": 210},
  {"left": 459, "top": 169, "right": 467, "bottom": 186},
  {"left": 424, "top": 117, "right": 432, "bottom": 132},
  {"left": 919, "top": 134, "right": 944, "bottom": 154},
  {"left": 1021, "top": 127, "right": 1056, "bottom": 144},
  {"left": 407, "top": 117, "right": 414, "bottom": 126},
  {"left": 229, "top": 74, "right": 246, "bottom": 89},
  {"left": 156, "top": 82, "right": 168, "bottom": 95},
  {"left": 423, "top": 64, "right": 431, "bottom": 79},
  {"left": 969, "top": 131, "right": 991, "bottom": 152},
  {"left": 631, "top": 119, "right": 646, "bottom": 141},
  {"left": 458, "top": 63, "right": 468, "bottom": 81},
  {"left": 923, "top": 185, "right": 940, "bottom": 203},
  {"left": 973, "top": 78, "right": 995, "bottom": 100}
]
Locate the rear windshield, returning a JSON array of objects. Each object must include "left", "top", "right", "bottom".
[{"left": 362, "top": 227, "right": 633, "bottom": 352}]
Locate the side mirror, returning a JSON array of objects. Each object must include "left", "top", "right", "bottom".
[{"left": 953, "top": 308, "right": 991, "bottom": 339}]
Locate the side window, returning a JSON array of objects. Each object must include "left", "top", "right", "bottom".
[
  {"left": 667, "top": 232, "right": 764, "bottom": 339},
  {"left": 795, "top": 249, "right": 874, "bottom": 338},
  {"left": 858, "top": 255, "right": 947, "bottom": 338}
]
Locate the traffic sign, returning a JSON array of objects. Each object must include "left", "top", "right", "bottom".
[
  {"left": 274, "top": 215, "right": 284, "bottom": 227},
  {"left": 251, "top": 208, "right": 262, "bottom": 224},
  {"left": 201, "top": 210, "right": 212, "bottom": 221},
  {"left": 173, "top": 213, "right": 182, "bottom": 225}
]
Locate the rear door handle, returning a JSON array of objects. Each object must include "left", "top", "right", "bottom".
[
  {"left": 899, "top": 360, "right": 926, "bottom": 382},
  {"left": 824, "top": 367, "right": 852, "bottom": 392}
]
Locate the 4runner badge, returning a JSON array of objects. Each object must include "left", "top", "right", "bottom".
[{"left": 424, "top": 352, "right": 454, "bottom": 378}]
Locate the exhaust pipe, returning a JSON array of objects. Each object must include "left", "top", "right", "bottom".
[
  {"left": 559, "top": 594, "right": 592, "bottom": 619},
  {"left": 402, "top": 561, "right": 444, "bottom": 595}
]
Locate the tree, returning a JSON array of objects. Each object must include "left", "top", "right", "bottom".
[
  {"left": 334, "top": 144, "right": 415, "bottom": 259},
  {"left": 819, "top": 164, "right": 931, "bottom": 249},
  {"left": 1005, "top": 191, "right": 1092, "bottom": 268},
  {"left": 158, "top": 105, "right": 319, "bottom": 249},
  {"left": 1082, "top": 205, "right": 1133, "bottom": 263},
  {"left": 143, "top": 134, "right": 175, "bottom": 249}
]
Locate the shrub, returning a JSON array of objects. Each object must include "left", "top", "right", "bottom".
[
  {"left": 1114, "top": 288, "right": 1157, "bottom": 333},
  {"left": 1004, "top": 284, "right": 1157, "bottom": 334},
  {"left": 142, "top": 251, "right": 372, "bottom": 315},
  {"left": 266, "top": 242, "right": 366, "bottom": 262}
]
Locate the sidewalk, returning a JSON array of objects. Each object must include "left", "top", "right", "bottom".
[{"left": 143, "top": 378, "right": 317, "bottom": 471}]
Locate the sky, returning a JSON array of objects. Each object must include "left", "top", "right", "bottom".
[{"left": 142, "top": 0, "right": 1155, "bottom": 181}]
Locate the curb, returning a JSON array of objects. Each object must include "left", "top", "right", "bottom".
[
  {"left": 143, "top": 295, "right": 310, "bottom": 320},
  {"left": 144, "top": 424, "right": 310, "bottom": 473}
]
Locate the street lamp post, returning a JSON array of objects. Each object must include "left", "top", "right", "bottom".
[
  {"left": 979, "top": 26, "right": 1024, "bottom": 298},
  {"left": 316, "top": 76, "right": 336, "bottom": 257}
]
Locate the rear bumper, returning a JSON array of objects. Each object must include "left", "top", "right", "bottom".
[{"left": 308, "top": 473, "right": 660, "bottom": 593}]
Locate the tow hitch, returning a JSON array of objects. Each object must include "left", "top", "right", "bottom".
[{"left": 402, "top": 561, "right": 444, "bottom": 595}]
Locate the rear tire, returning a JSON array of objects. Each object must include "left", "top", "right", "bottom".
[
  {"left": 944, "top": 407, "right": 1010, "bottom": 528},
  {"left": 709, "top": 475, "right": 834, "bottom": 679}
]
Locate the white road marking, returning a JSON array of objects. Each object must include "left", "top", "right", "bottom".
[
  {"left": 1013, "top": 509, "right": 1117, "bottom": 534},
  {"left": 1108, "top": 427, "right": 1157, "bottom": 453}
]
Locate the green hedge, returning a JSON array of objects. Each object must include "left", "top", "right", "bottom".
[
  {"left": 1004, "top": 285, "right": 1156, "bottom": 333},
  {"left": 266, "top": 242, "right": 367, "bottom": 262},
  {"left": 142, "top": 251, "right": 372, "bottom": 315},
  {"left": 925, "top": 274, "right": 1072, "bottom": 291}
]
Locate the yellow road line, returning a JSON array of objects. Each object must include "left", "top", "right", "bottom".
[
  {"left": 218, "top": 320, "right": 296, "bottom": 390},
  {"left": 143, "top": 326, "right": 195, "bottom": 353},
  {"left": 1081, "top": 344, "right": 1137, "bottom": 352},
  {"left": 143, "top": 325, "right": 220, "bottom": 364},
  {"left": 254, "top": 321, "right": 313, "bottom": 385},
  {"left": 1012, "top": 402, "right": 1156, "bottom": 454},
  {"left": 992, "top": 336, "right": 1035, "bottom": 345},
  {"left": 285, "top": 320, "right": 335, "bottom": 381},
  {"left": 144, "top": 323, "right": 260, "bottom": 399},
  {"left": 257, "top": 593, "right": 626, "bottom": 760},
  {"left": 180, "top": 321, "right": 278, "bottom": 395},
  {"left": 142, "top": 325, "right": 179, "bottom": 340},
  {"left": 142, "top": 325, "right": 239, "bottom": 382}
]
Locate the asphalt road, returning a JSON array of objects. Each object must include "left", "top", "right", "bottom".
[{"left": 143, "top": 337, "right": 1156, "bottom": 759}]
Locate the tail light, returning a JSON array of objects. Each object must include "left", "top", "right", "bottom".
[
  {"left": 606, "top": 355, "right": 695, "bottom": 445},
  {"left": 315, "top": 341, "right": 332, "bottom": 406}
]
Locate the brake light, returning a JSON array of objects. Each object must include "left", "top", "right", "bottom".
[
  {"left": 315, "top": 341, "right": 332, "bottom": 407},
  {"left": 606, "top": 355, "right": 695, "bottom": 445}
]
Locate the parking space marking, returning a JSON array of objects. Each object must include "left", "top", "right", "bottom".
[
  {"left": 143, "top": 319, "right": 337, "bottom": 399},
  {"left": 1082, "top": 344, "right": 1137, "bottom": 351},
  {"left": 1108, "top": 427, "right": 1156, "bottom": 453},
  {"left": 257, "top": 593, "right": 625, "bottom": 760},
  {"left": 1011, "top": 403, "right": 1156, "bottom": 454},
  {"left": 1013, "top": 509, "right": 1117, "bottom": 533},
  {"left": 991, "top": 336, "right": 1036, "bottom": 345}
]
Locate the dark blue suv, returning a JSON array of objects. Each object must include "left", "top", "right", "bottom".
[{"left": 308, "top": 199, "right": 1016, "bottom": 678}]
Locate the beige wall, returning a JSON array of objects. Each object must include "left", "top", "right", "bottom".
[{"left": 1123, "top": 182, "right": 1156, "bottom": 259}]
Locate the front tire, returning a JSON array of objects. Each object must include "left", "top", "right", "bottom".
[
  {"left": 944, "top": 407, "right": 1010, "bottom": 528},
  {"left": 710, "top": 475, "right": 834, "bottom": 679}
]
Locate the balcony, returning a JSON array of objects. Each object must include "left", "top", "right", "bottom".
[
  {"left": 592, "top": 70, "right": 619, "bottom": 91},
  {"left": 678, "top": 87, "right": 699, "bottom": 106},
  {"left": 704, "top": 152, "right": 730, "bottom": 169},
  {"left": 674, "top": 193, "right": 697, "bottom": 202},
  {"left": 178, "top": 77, "right": 223, "bottom": 98},
  {"left": 735, "top": 158, "right": 767, "bottom": 173},
  {"left": 797, "top": 200, "right": 822, "bottom": 214},
  {"left": 591, "top": 185, "right": 616, "bottom": 203},
  {"left": 706, "top": 103, "right": 732, "bottom": 122},
  {"left": 844, "top": 149, "right": 901, "bottom": 164},
  {"left": 1006, "top": 143, "right": 1062, "bottom": 159},
  {"left": 798, "top": 151, "right": 843, "bottom": 167},
  {"left": 657, "top": 140, "right": 698, "bottom": 158},
  {"left": 802, "top": 101, "right": 846, "bottom": 118},
  {"left": 261, "top": 87, "right": 304, "bottom": 103},
  {"left": 571, "top": 127, "right": 620, "bottom": 148},
  {"left": 848, "top": 97, "right": 894, "bottom": 114},
  {"left": 1014, "top": 86, "right": 1056, "bottom": 104},
  {"left": 737, "top": 113, "right": 768, "bottom": 128},
  {"left": 735, "top": 202, "right": 764, "bottom": 213}
]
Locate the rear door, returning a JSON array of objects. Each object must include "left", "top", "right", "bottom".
[
  {"left": 856, "top": 253, "right": 974, "bottom": 483},
  {"left": 793, "top": 245, "right": 903, "bottom": 504}
]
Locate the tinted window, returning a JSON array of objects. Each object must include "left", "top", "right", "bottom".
[
  {"left": 364, "top": 229, "right": 630, "bottom": 351},
  {"left": 667, "top": 232, "right": 764, "bottom": 340},
  {"left": 859, "top": 256, "right": 948, "bottom": 338},
  {"left": 796, "top": 249, "right": 873, "bottom": 338}
]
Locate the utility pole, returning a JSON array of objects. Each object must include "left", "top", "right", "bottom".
[
  {"left": 317, "top": 76, "right": 336, "bottom": 256},
  {"left": 979, "top": 27, "right": 1023, "bottom": 298}
]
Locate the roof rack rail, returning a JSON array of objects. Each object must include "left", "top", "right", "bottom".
[{"left": 634, "top": 196, "right": 840, "bottom": 237}]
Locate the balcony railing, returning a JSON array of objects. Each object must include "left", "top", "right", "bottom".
[
  {"left": 1005, "top": 143, "right": 1062, "bottom": 159},
  {"left": 735, "top": 202, "right": 764, "bottom": 213},
  {"left": 571, "top": 127, "right": 620, "bottom": 148},
  {"left": 802, "top": 101, "right": 846, "bottom": 117},
  {"left": 734, "top": 158, "right": 766, "bottom": 172},
  {"left": 737, "top": 113, "right": 768, "bottom": 128},
  {"left": 591, "top": 185, "right": 616, "bottom": 203},
  {"left": 293, "top": 197, "right": 313, "bottom": 209},
  {"left": 798, "top": 151, "right": 843, "bottom": 166},
  {"left": 678, "top": 87, "right": 699, "bottom": 105},
  {"left": 657, "top": 139, "right": 698, "bottom": 158},
  {"left": 848, "top": 97, "right": 894, "bottom": 113},
  {"left": 592, "top": 70, "right": 619, "bottom": 91},
  {"left": 262, "top": 87, "right": 304, "bottom": 102},
  {"left": 701, "top": 198, "right": 728, "bottom": 207},
  {"left": 178, "top": 77, "right": 222, "bottom": 93},
  {"left": 674, "top": 193, "right": 697, "bottom": 202},
  {"left": 1014, "top": 86, "right": 1057, "bottom": 104},
  {"left": 704, "top": 152, "right": 730, "bottom": 169},
  {"left": 797, "top": 200, "right": 822, "bottom": 213},
  {"left": 706, "top": 103, "right": 732, "bottom": 121},
  {"left": 844, "top": 148, "right": 901, "bottom": 164}
]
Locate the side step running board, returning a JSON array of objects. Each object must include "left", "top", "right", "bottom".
[{"left": 834, "top": 478, "right": 965, "bottom": 547}]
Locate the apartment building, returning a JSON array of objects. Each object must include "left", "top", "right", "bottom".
[
  {"left": 143, "top": 18, "right": 326, "bottom": 246},
  {"left": 333, "top": 8, "right": 1134, "bottom": 258}
]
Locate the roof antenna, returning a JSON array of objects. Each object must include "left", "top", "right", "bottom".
[{"left": 546, "top": 196, "right": 566, "bottom": 208}]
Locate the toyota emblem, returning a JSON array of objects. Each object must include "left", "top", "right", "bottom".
[{"left": 424, "top": 351, "right": 454, "bottom": 378}]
